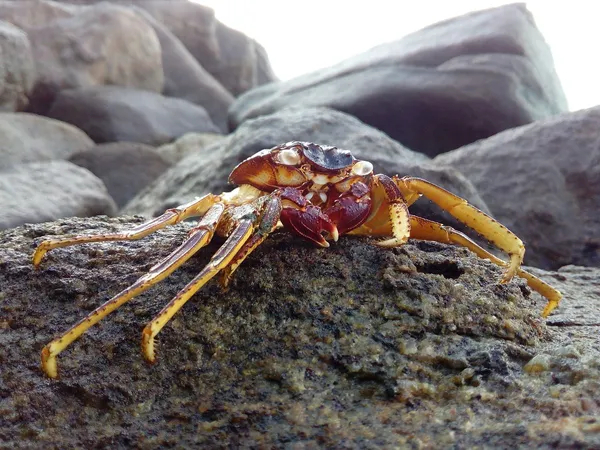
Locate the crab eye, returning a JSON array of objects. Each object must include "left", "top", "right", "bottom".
[
  {"left": 275, "top": 149, "right": 301, "bottom": 166},
  {"left": 351, "top": 161, "right": 373, "bottom": 176}
]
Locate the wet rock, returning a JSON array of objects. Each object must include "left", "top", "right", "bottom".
[
  {"left": 0, "top": 216, "right": 597, "bottom": 447},
  {"left": 0, "top": 161, "right": 117, "bottom": 229},
  {"left": 25, "top": 2, "right": 163, "bottom": 114},
  {"left": 435, "top": 106, "right": 600, "bottom": 270},
  {"left": 229, "top": 3, "right": 566, "bottom": 157},
  {"left": 47, "top": 85, "right": 220, "bottom": 146},
  {"left": 0, "top": 21, "right": 36, "bottom": 111},
  {"left": 69, "top": 142, "right": 172, "bottom": 209},
  {"left": 0, "top": 112, "right": 94, "bottom": 171}
]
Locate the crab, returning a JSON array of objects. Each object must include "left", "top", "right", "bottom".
[{"left": 33, "top": 141, "right": 562, "bottom": 378}]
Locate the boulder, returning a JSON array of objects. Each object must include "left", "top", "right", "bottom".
[
  {"left": 25, "top": 2, "right": 163, "bottom": 114},
  {"left": 435, "top": 106, "right": 600, "bottom": 270},
  {"left": 0, "top": 112, "right": 94, "bottom": 171},
  {"left": 0, "top": 161, "right": 117, "bottom": 229},
  {"left": 156, "top": 132, "right": 226, "bottom": 165},
  {"left": 0, "top": 21, "right": 36, "bottom": 111},
  {"left": 0, "top": 215, "right": 597, "bottom": 447},
  {"left": 46, "top": 85, "right": 220, "bottom": 146},
  {"left": 229, "top": 3, "right": 567, "bottom": 157},
  {"left": 69, "top": 142, "right": 172, "bottom": 209}
]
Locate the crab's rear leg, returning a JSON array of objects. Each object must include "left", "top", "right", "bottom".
[
  {"left": 409, "top": 215, "right": 561, "bottom": 317},
  {"left": 141, "top": 195, "right": 283, "bottom": 362},
  {"left": 40, "top": 202, "right": 226, "bottom": 378},
  {"left": 33, "top": 194, "right": 220, "bottom": 267},
  {"left": 396, "top": 177, "right": 524, "bottom": 284}
]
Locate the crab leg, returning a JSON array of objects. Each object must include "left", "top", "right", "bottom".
[
  {"left": 33, "top": 194, "right": 220, "bottom": 267},
  {"left": 409, "top": 215, "right": 561, "bottom": 317},
  {"left": 40, "top": 203, "right": 226, "bottom": 378},
  {"left": 141, "top": 219, "right": 255, "bottom": 363},
  {"left": 395, "top": 177, "right": 525, "bottom": 284}
]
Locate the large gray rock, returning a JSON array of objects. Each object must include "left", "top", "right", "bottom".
[
  {"left": 0, "top": 0, "right": 77, "bottom": 29},
  {"left": 435, "top": 106, "right": 600, "bottom": 270},
  {"left": 0, "top": 215, "right": 597, "bottom": 447},
  {"left": 0, "top": 21, "right": 36, "bottom": 111},
  {"left": 0, "top": 161, "right": 117, "bottom": 229},
  {"left": 25, "top": 2, "right": 164, "bottom": 114},
  {"left": 156, "top": 132, "right": 226, "bottom": 165},
  {"left": 46, "top": 85, "right": 221, "bottom": 146},
  {"left": 229, "top": 3, "right": 566, "bottom": 157},
  {"left": 69, "top": 142, "right": 172, "bottom": 209},
  {"left": 0, "top": 112, "right": 94, "bottom": 171}
]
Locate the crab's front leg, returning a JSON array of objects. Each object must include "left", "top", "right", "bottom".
[{"left": 141, "top": 194, "right": 283, "bottom": 363}]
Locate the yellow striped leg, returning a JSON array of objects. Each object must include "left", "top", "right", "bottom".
[
  {"left": 396, "top": 177, "right": 525, "bottom": 284},
  {"left": 33, "top": 194, "right": 219, "bottom": 267},
  {"left": 40, "top": 203, "right": 226, "bottom": 378},
  {"left": 409, "top": 215, "right": 561, "bottom": 317},
  {"left": 141, "top": 219, "right": 255, "bottom": 363}
]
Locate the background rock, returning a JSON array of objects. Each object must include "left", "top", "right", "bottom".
[
  {"left": 0, "top": 112, "right": 94, "bottom": 171},
  {"left": 69, "top": 142, "right": 172, "bottom": 209},
  {"left": 25, "top": 2, "right": 164, "bottom": 114},
  {"left": 229, "top": 3, "right": 567, "bottom": 157},
  {"left": 0, "top": 21, "right": 36, "bottom": 111},
  {"left": 47, "top": 85, "right": 220, "bottom": 146},
  {"left": 0, "top": 161, "right": 117, "bottom": 229},
  {"left": 0, "top": 216, "right": 597, "bottom": 447},
  {"left": 156, "top": 132, "right": 226, "bottom": 165},
  {"left": 435, "top": 106, "right": 600, "bottom": 270}
]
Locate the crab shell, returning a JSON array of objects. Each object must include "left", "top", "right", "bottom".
[{"left": 228, "top": 142, "right": 375, "bottom": 247}]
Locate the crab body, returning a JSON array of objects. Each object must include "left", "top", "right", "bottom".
[{"left": 32, "top": 142, "right": 562, "bottom": 379}]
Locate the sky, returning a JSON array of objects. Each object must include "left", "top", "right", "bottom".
[{"left": 194, "top": 1, "right": 599, "bottom": 112}]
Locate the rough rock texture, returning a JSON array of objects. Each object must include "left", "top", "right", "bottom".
[
  {"left": 0, "top": 112, "right": 94, "bottom": 171},
  {"left": 0, "top": 162, "right": 117, "bottom": 229},
  {"left": 156, "top": 132, "right": 226, "bottom": 165},
  {"left": 0, "top": 21, "right": 36, "bottom": 111},
  {"left": 128, "top": 5, "right": 233, "bottom": 133},
  {"left": 0, "top": 217, "right": 598, "bottom": 448},
  {"left": 0, "top": 0, "right": 77, "bottom": 30},
  {"left": 123, "top": 107, "right": 490, "bottom": 237},
  {"left": 47, "top": 85, "right": 220, "bottom": 146},
  {"left": 435, "top": 106, "right": 600, "bottom": 271},
  {"left": 69, "top": 142, "right": 172, "bottom": 209},
  {"left": 25, "top": 2, "right": 164, "bottom": 114},
  {"left": 229, "top": 3, "right": 566, "bottom": 157}
]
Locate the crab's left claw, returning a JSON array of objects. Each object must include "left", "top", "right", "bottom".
[
  {"left": 325, "top": 182, "right": 372, "bottom": 235},
  {"left": 280, "top": 204, "right": 338, "bottom": 247}
]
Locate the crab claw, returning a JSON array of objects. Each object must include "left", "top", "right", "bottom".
[
  {"left": 280, "top": 205, "right": 338, "bottom": 247},
  {"left": 325, "top": 182, "right": 372, "bottom": 235}
]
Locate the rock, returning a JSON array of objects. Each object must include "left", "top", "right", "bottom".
[
  {"left": 0, "top": 215, "right": 597, "bottom": 447},
  {"left": 69, "top": 142, "right": 172, "bottom": 209},
  {"left": 156, "top": 132, "right": 226, "bottom": 165},
  {"left": 0, "top": 161, "right": 117, "bottom": 229},
  {"left": 434, "top": 107, "right": 600, "bottom": 270},
  {"left": 0, "top": 21, "right": 36, "bottom": 111},
  {"left": 127, "top": 5, "right": 233, "bottom": 132},
  {"left": 0, "top": 0, "right": 77, "bottom": 29},
  {"left": 46, "top": 85, "right": 221, "bottom": 146},
  {"left": 229, "top": 3, "right": 566, "bottom": 157},
  {"left": 0, "top": 112, "right": 94, "bottom": 171},
  {"left": 25, "top": 2, "right": 164, "bottom": 114},
  {"left": 125, "top": 0, "right": 277, "bottom": 96}
]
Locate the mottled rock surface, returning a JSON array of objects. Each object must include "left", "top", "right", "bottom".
[
  {"left": 435, "top": 106, "right": 600, "bottom": 270},
  {"left": 0, "top": 217, "right": 598, "bottom": 448},
  {"left": 0, "top": 21, "right": 36, "bottom": 111},
  {"left": 0, "top": 162, "right": 117, "bottom": 229},
  {"left": 229, "top": 3, "right": 566, "bottom": 157},
  {"left": 47, "top": 85, "right": 220, "bottom": 146},
  {"left": 0, "top": 112, "right": 94, "bottom": 171}
]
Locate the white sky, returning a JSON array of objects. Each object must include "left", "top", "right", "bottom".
[{"left": 195, "top": 1, "right": 599, "bottom": 112}]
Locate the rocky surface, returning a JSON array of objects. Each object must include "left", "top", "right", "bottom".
[
  {"left": 435, "top": 106, "right": 600, "bottom": 271},
  {"left": 47, "top": 86, "right": 220, "bottom": 146},
  {"left": 229, "top": 3, "right": 567, "bottom": 157},
  {"left": 0, "top": 21, "right": 35, "bottom": 111},
  {"left": 0, "top": 216, "right": 598, "bottom": 448},
  {"left": 156, "top": 132, "right": 226, "bottom": 165},
  {"left": 0, "top": 112, "right": 94, "bottom": 171},
  {"left": 0, "top": 162, "right": 117, "bottom": 230},
  {"left": 69, "top": 142, "right": 172, "bottom": 209}
]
